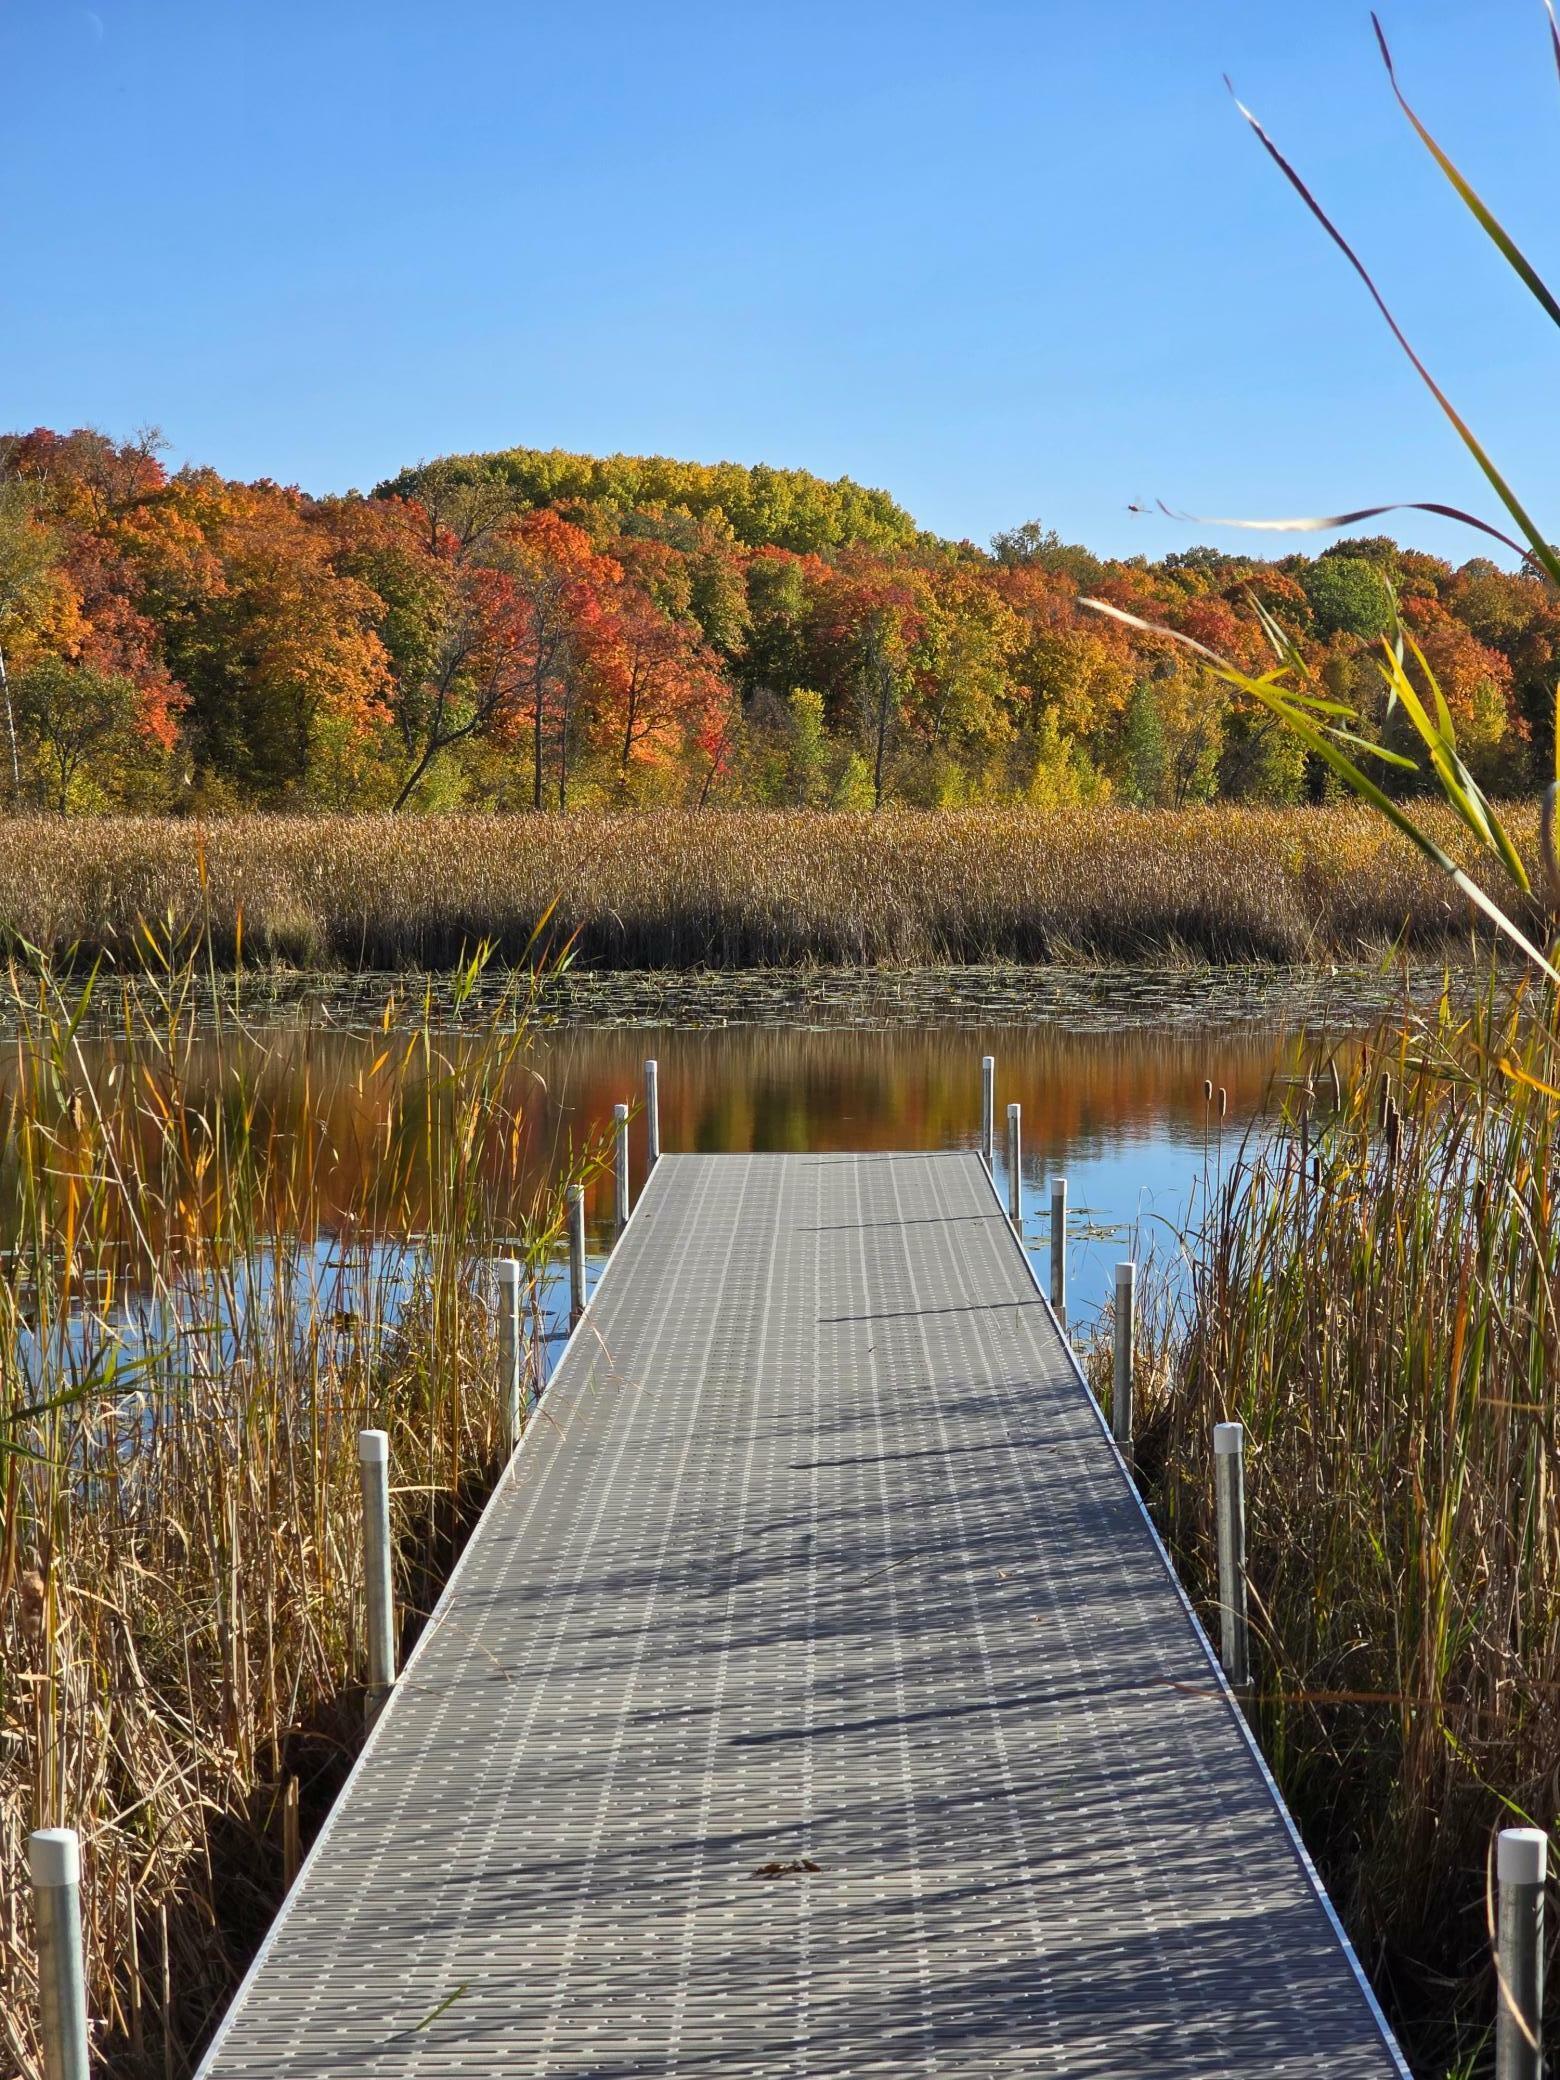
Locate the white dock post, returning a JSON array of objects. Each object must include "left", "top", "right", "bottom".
[
  {"left": 358, "top": 1429, "right": 395, "bottom": 1720},
  {"left": 568, "top": 1183, "right": 586, "bottom": 1324},
  {"left": 29, "top": 1828, "right": 89, "bottom": 2080},
  {"left": 1113, "top": 1260, "right": 1136, "bottom": 1452},
  {"left": 493, "top": 1257, "right": 523, "bottom": 1456},
  {"left": 1496, "top": 1827, "right": 1547, "bottom": 2080},
  {"left": 614, "top": 1103, "right": 630, "bottom": 1235},
  {"left": 1049, "top": 1177, "right": 1068, "bottom": 1329},
  {"left": 1006, "top": 1103, "right": 1021, "bottom": 1224},
  {"left": 981, "top": 1056, "right": 995, "bottom": 1170},
  {"left": 645, "top": 1059, "right": 661, "bottom": 1169},
  {"left": 1213, "top": 1421, "right": 1250, "bottom": 1693}
]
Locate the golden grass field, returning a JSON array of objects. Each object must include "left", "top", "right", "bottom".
[{"left": 0, "top": 804, "right": 1519, "bottom": 970}]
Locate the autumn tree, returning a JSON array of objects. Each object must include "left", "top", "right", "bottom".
[
  {"left": 803, "top": 565, "right": 928, "bottom": 810},
  {"left": 590, "top": 538, "right": 729, "bottom": 792},
  {"left": 910, "top": 566, "right": 1021, "bottom": 796},
  {"left": 121, "top": 470, "right": 389, "bottom": 803},
  {"left": 0, "top": 481, "right": 67, "bottom": 805}
]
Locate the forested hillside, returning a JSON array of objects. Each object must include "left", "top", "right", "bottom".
[{"left": 1, "top": 425, "right": 1553, "bottom": 814}]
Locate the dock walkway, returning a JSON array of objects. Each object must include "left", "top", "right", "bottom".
[{"left": 197, "top": 1151, "right": 1408, "bottom": 2077}]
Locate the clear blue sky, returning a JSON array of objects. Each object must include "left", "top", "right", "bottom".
[{"left": 3, "top": 1, "right": 1555, "bottom": 562}]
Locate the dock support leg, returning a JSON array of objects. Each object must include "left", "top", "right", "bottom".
[
  {"left": 1113, "top": 1260, "right": 1136, "bottom": 1453},
  {"left": 1050, "top": 1176, "right": 1068, "bottom": 1331},
  {"left": 493, "top": 1257, "right": 523, "bottom": 1456},
  {"left": 1006, "top": 1103, "right": 1021, "bottom": 1225},
  {"left": 645, "top": 1059, "right": 660, "bottom": 1169},
  {"left": 568, "top": 1184, "right": 586, "bottom": 1325},
  {"left": 358, "top": 1429, "right": 396, "bottom": 1722},
  {"left": 1213, "top": 1421, "right": 1250, "bottom": 1694},
  {"left": 614, "top": 1103, "right": 630, "bottom": 1235},
  {"left": 29, "top": 1829, "right": 89, "bottom": 2080},
  {"left": 1496, "top": 1827, "right": 1547, "bottom": 2080},
  {"left": 981, "top": 1056, "right": 995, "bottom": 1170}
]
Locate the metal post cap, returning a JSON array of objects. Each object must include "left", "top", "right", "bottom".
[
  {"left": 493, "top": 1257, "right": 523, "bottom": 1287},
  {"left": 357, "top": 1429, "right": 389, "bottom": 1464},
  {"left": 29, "top": 1827, "right": 80, "bottom": 1887},
  {"left": 1498, "top": 1827, "right": 1549, "bottom": 1885},
  {"left": 1007, "top": 1102, "right": 1020, "bottom": 1119},
  {"left": 1116, "top": 1260, "right": 1136, "bottom": 1285},
  {"left": 1213, "top": 1421, "right": 1244, "bottom": 1456},
  {"left": 614, "top": 1103, "right": 628, "bottom": 1119}
]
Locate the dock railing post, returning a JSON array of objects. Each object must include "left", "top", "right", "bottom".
[
  {"left": 568, "top": 1183, "right": 586, "bottom": 1324},
  {"left": 1213, "top": 1421, "right": 1250, "bottom": 1694},
  {"left": 357, "top": 1429, "right": 395, "bottom": 1722},
  {"left": 1113, "top": 1260, "right": 1136, "bottom": 1453},
  {"left": 493, "top": 1257, "right": 523, "bottom": 1456},
  {"left": 1006, "top": 1103, "right": 1021, "bottom": 1225},
  {"left": 981, "top": 1056, "right": 995, "bottom": 1170},
  {"left": 614, "top": 1103, "right": 630, "bottom": 1235},
  {"left": 1050, "top": 1177, "right": 1068, "bottom": 1330},
  {"left": 29, "top": 1828, "right": 89, "bottom": 2080},
  {"left": 645, "top": 1059, "right": 660, "bottom": 1169},
  {"left": 1496, "top": 1827, "right": 1547, "bottom": 2080}
]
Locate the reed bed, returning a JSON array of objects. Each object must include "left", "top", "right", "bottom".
[
  {"left": 0, "top": 947, "right": 593, "bottom": 2077},
  {"left": 0, "top": 805, "right": 1521, "bottom": 971},
  {"left": 1131, "top": 975, "right": 1560, "bottom": 2075}
]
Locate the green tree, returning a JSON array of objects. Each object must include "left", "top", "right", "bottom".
[
  {"left": 1300, "top": 555, "right": 1393, "bottom": 641},
  {"left": 1116, "top": 681, "right": 1168, "bottom": 805},
  {"left": 14, "top": 656, "right": 159, "bottom": 811}
]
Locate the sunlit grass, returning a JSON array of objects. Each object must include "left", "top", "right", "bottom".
[
  {"left": 0, "top": 804, "right": 1527, "bottom": 970},
  {"left": 0, "top": 942, "right": 596, "bottom": 2075},
  {"left": 1127, "top": 976, "right": 1560, "bottom": 2072}
]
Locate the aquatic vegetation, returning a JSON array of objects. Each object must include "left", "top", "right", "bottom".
[
  {"left": 0, "top": 802, "right": 1524, "bottom": 972},
  {"left": 0, "top": 945, "right": 597, "bottom": 2076},
  {"left": 1135, "top": 980, "right": 1560, "bottom": 2073}
]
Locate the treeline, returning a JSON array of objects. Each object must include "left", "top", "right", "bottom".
[{"left": 0, "top": 425, "right": 1554, "bottom": 815}]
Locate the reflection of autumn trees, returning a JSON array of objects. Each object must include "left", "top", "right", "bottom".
[{"left": 16, "top": 1018, "right": 1339, "bottom": 1256}]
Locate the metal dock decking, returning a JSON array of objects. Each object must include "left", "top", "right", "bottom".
[{"left": 196, "top": 1151, "right": 1408, "bottom": 2077}]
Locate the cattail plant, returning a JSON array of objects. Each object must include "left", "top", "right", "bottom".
[
  {"left": 0, "top": 804, "right": 1517, "bottom": 972},
  {"left": 1086, "top": 14, "right": 1560, "bottom": 2069},
  {"left": 0, "top": 937, "right": 602, "bottom": 2076}
]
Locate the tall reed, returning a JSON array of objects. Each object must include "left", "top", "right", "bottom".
[
  {"left": 0, "top": 804, "right": 1518, "bottom": 971},
  {"left": 0, "top": 942, "right": 595, "bottom": 2076},
  {"left": 1136, "top": 975, "right": 1559, "bottom": 2073}
]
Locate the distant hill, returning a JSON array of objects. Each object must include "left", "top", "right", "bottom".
[{"left": 376, "top": 445, "right": 931, "bottom": 557}]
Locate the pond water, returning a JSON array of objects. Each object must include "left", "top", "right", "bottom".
[
  {"left": 13, "top": 963, "right": 1434, "bottom": 1382},
  {"left": 501, "top": 961, "right": 1425, "bottom": 1347},
  {"left": 539, "top": 1007, "right": 1331, "bottom": 1346}
]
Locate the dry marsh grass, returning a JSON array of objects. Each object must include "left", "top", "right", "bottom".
[
  {"left": 1126, "top": 977, "right": 1560, "bottom": 2073},
  {"left": 0, "top": 806, "right": 1524, "bottom": 971},
  {"left": 0, "top": 949, "right": 593, "bottom": 2077}
]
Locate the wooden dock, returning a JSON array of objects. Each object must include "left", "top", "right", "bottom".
[{"left": 194, "top": 1150, "right": 1408, "bottom": 2077}]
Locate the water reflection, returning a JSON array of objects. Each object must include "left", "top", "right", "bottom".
[
  {"left": 16, "top": 985, "right": 1379, "bottom": 1376},
  {"left": 539, "top": 1017, "right": 1353, "bottom": 1333}
]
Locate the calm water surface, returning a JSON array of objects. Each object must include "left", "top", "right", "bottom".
[
  {"left": 31, "top": 965, "right": 1431, "bottom": 1365},
  {"left": 541, "top": 1014, "right": 1336, "bottom": 1339}
]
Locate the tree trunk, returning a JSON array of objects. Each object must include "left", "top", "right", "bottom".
[
  {"left": 0, "top": 643, "right": 21, "bottom": 808},
  {"left": 872, "top": 658, "right": 890, "bottom": 813},
  {"left": 391, "top": 743, "right": 440, "bottom": 812}
]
